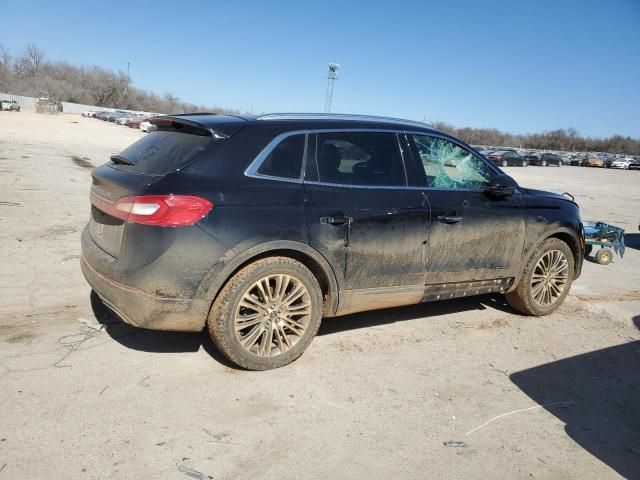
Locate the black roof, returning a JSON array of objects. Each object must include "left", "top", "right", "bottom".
[{"left": 154, "top": 112, "right": 440, "bottom": 136}]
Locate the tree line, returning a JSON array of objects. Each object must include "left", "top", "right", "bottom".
[
  {"left": 1, "top": 43, "right": 637, "bottom": 155},
  {"left": 432, "top": 122, "right": 639, "bottom": 156},
  {"left": 0, "top": 43, "right": 239, "bottom": 115}
]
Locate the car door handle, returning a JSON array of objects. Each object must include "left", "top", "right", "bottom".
[
  {"left": 436, "top": 215, "right": 463, "bottom": 224},
  {"left": 320, "top": 216, "right": 348, "bottom": 225}
]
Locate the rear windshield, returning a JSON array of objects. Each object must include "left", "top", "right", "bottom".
[{"left": 111, "top": 131, "right": 213, "bottom": 175}]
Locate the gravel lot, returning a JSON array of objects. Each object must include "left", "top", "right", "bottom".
[{"left": 1, "top": 111, "right": 639, "bottom": 480}]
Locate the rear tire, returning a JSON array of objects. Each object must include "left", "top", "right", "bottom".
[
  {"left": 207, "top": 256, "right": 323, "bottom": 370},
  {"left": 522, "top": 160, "right": 528, "bottom": 167},
  {"left": 505, "top": 238, "right": 574, "bottom": 316}
]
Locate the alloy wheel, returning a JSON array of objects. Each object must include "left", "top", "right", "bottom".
[
  {"left": 530, "top": 250, "right": 569, "bottom": 307},
  {"left": 235, "top": 274, "right": 312, "bottom": 357}
]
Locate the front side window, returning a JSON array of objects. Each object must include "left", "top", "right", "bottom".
[
  {"left": 257, "top": 134, "right": 305, "bottom": 179},
  {"left": 316, "top": 132, "right": 405, "bottom": 186},
  {"left": 411, "top": 135, "right": 494, "bottom": 190}
]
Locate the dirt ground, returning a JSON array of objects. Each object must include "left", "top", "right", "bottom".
[{"left": 1, "top": 111, "right": 639, "bottom": 480}]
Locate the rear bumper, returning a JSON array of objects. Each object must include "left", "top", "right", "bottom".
[
  {"left": 81, "top": 243, "right": 210, "bottom": 332},
  {"left": 82, "top": 255, "right": 209, "bottom": 332}
]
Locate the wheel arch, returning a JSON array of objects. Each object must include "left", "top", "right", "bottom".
[
  {"left": 509, "top": 227, "right": 583, "bottom": 292},
  {"left": 196, "top": 240, "right": 340, "bottom": 320}
]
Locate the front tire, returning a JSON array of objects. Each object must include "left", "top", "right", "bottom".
[
  {"left": 502, "top": 160, "right": 508, "bottom": 167},
  {"left": 541, "top": 160, "right": 547, "bottom": 167},
  {"left": 505, "top": 238, "right": 574, "bottom": 316},
  {"left": 207, "top": 257, "right": 323, "bottom": 370},
  {"left": 522, "top": 160, "right": 528, "bottom": 167}
]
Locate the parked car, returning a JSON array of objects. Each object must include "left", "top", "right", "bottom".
[
  {"left": 581, "top": 157, "right": 605, "bottom": 167},
  {"left": 487, "top": 149, "right": 528, "bottom": 167},
  {"left": 107, "top": 113, "right": 120, "bottom": 122},
  {"left": 568, "top": 155, "right": 583, "bottom": 166},
  {"left": 116, "top": 115, "right": 135, "bottom": 125},
  {"left": 610, "top": 158, "right": 634, "bottom": 169},
  {"left": 524, "top": 152, "right": 562, "bottom": 166},
  {"left": 557, "top": 154, "right": 571, "bottom": 166},
  {"left": 81, "top": 113, "right": 585, "bottom": 370},
  {"left": 1, "top": 99, "right": 20, "bottom": 111},
  {"left": 537, "top": 153, "right": 563, "bottom": 166},
  {"left": 139, "top": 120, "right": 154, "bottom": 132},
  {"left": 627, "top": 158, "right": 640, "bottom": 170},
  {"left": 597, "top": 154, "right": 614, "bottom": 168},
  {"left": 126, "top": 116, "right": 148, "bottom": 128}
]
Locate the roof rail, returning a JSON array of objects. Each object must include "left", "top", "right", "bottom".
[{"left": 256, "top": 113, "right": 435, "bottom": 130}]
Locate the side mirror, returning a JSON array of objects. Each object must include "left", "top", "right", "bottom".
[{"left": 486, "top": 174, "right": 518, "bottom": 198}]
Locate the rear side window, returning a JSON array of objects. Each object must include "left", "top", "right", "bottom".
[
  {"left": 257, "top": 134, "right": 305, "bottom": 179},
  {"left": 316, "top": 132, "right": 406, "bottom": 186},
  {"left": 112, "top": 131, "right": 213, "bottom": 175}
]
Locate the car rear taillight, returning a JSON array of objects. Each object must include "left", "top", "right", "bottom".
[{"left": 91, "top": 193, "right": 213, "bottom": 227}]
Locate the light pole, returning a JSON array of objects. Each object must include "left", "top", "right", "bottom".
[
  {"left": 124, "top": 61, "right": 131, "bottom": 108},
  {"left": 324, "top": 63, "right": 341, "bottom": 113}
]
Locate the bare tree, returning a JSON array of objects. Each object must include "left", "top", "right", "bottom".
[
  {"left": 26, "top": 44, "right": 44, "bottom": 71},
  {"left": 14, "top": 43, "right": 45, "bottom": 77},
  {"left": 164, "top": 92, "right": 179, "bottom": 113},
  {"left": 0, "top": 44, "right": 11, "bottom": 66}
]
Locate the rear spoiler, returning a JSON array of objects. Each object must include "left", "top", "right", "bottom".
[
  {"left": 150, "top": 114, "right": 247, "bottom": 139},
  {"left": 150, "top": 117, "right": 229, "bottom": 139}
]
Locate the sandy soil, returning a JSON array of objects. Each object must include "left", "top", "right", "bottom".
[{"left": 1, "top": 111, "right": 639, "bottom": 480}]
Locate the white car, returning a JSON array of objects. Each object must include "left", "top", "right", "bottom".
[
  {"left": 139, "top": 120, "right": 154, "bottom": 132},
  {"left": 116, "top": 116, "right": 133, "bottom": 125},
  {"left": 611, "top": 158, "right": 633, "bottom": 169},
  {"left": 1, "top": 99, "right": 19, "bottom": 111}
]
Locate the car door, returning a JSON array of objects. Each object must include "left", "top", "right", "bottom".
[
  {"left": 304, "top": 130, "right": 429, "bottom": 314},
  {"left": 406, "top": 133, "right": 526, "bottom": 297}
]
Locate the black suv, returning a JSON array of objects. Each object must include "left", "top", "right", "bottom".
[
  {"left": 82, "top": 113, "right": 584, "bottom": 370},
  {"left": 524, "top": 152, "right": 564, "bottom": 167},
  {"left": 487, "top": 149, "right": 529, "bottom": 167}
]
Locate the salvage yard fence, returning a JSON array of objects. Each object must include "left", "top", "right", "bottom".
[{"left": 0, "top": 92, "right": 146, "bottom": 115}]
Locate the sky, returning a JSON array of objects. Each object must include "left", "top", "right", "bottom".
[{"left": 1, "top": 0, "right": 638, "bottom": 138}]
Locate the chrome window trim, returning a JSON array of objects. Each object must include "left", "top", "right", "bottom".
[
  {"left": 245, "top": 128, "right": 409, "bottom": 184},
  {"left": 244, "top": 130, "right": 309, "bottom": 184},
  {"left": 244, "top": 128, "right": 501, "bottom": 193},
  {"left": 302, "top": 181, "right": 496, "bottom": 192},
  {"left": 256, "top": 113, "right": 437, "bottom": 131}
]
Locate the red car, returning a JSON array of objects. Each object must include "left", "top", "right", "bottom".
[{"left": 126, "top": 116, "right": 148, "bottom": 128}]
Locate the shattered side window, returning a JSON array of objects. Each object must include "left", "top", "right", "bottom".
[{"left": 411, "top": 135, "right": 494, "bottom": 190}]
